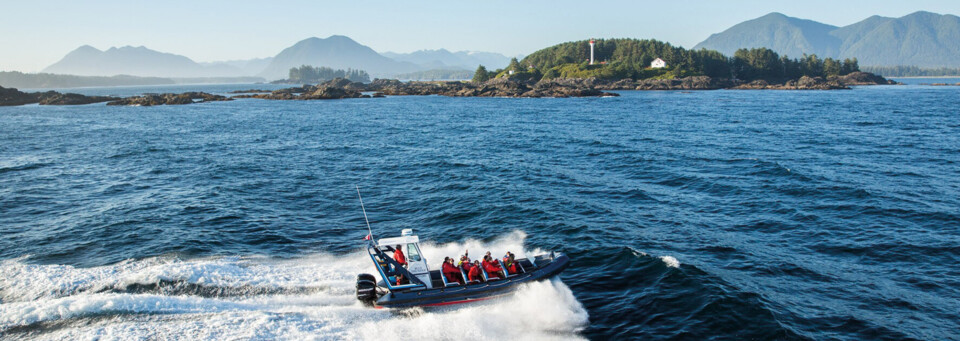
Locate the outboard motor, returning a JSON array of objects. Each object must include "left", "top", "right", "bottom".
[{"left": 356, "top": 273, "right": 378, "bottom": 305}]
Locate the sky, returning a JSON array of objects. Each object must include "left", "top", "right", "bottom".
[{"left": 1, "top": 0, "right": 959, "bottom": 72}]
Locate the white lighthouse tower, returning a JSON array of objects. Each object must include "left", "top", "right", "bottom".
[{"left": 589, "top": 39, "right": 595, "bottom": 65}]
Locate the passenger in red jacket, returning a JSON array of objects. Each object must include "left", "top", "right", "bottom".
[
  {"left": 468, "top": 260, "right": 484, "bottom": 283},
  {"left": 502, "top": 252, "right": 518, "bottom": 275},
  {"left": 393, "top": 245, "right": 407, "bottom": 268},
  {"left": 441, "top": 257, "right": 465, "bottom": 285},
  {"left": 482, "top": 255, "right": 505, "bottom": 280}
]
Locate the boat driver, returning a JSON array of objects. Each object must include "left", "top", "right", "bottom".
[{"left": 393, "top": 244, "right": 407, "bottom": 268}]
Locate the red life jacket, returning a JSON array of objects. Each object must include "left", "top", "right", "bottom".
[
  {"left": 483, "top": 260, "right": 503, "bottom": 279},
  {"left": 502, "top": 257, "right": 517, "bottom": 274},
  {"left": 394, "top": 249, "right": 406, "bottom": 266},
  {"left": 442, "top": 262, "right": 462, "bottom": 283},
  {"left": 483, "top": 260, "right": 502, "bottom": 272},
  {"left": 468, "top": 265, "right": 482, "bottom": 281}
]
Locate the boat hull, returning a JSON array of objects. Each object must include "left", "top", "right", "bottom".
[{"left": 374, "top": 253, "right": 570, "bottom": 309}]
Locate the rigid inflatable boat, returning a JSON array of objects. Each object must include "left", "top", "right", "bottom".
[{"left": 355, "top": 229, "right": 570, "bottom": 308}]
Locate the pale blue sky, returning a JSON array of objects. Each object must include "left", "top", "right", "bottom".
[{"left": 1, "top": 0, "right": 958, "bottom": 72}]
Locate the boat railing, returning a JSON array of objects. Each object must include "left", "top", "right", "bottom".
[{"left": 367, "top": 245, "right": 427, "bottom": 291}]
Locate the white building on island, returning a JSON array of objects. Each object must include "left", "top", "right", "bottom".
[{"left": 650, "top": 58, "right": 667, "bottom": 68}]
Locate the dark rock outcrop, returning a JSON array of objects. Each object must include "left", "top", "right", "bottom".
[
  {"left": 107, "top": 92, "right": 232, "bottom": 106},
  {"left": 1, "top": 86, "right": 41, "bottom": 106},
  {"left": 319, "top": 78, "right": 368, "bottom": 91},
  {"left": 234, "top": 82, "right": 363, "bottom": 100},
  {"left": 634, "top": 76, "right": 735, "bottom": 90},
  {"left": 836, "top": 72, "right": 898, "bottom": 85},
  {"left": 365, "top": 77, "right": 618, "bottom": 98},
  {"left": 2, "top": 86, "right": 115, "bottom": 106},
  {"left": 228, "top": 89, "right": 272, "bottom": 94},
  {"left": 732, "top": 76, "right": 848, "bottom": 90},
  {"left": 38, "top": 92, "right": 114, "bottom": 105}
]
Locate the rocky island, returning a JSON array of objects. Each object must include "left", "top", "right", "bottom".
[
  {"left": 0, "top": 86, "right": 231, "bottom": 107},
  {"left": 106, "top": 92, "right": 231, "bottom": 106},
  {"left": 1, "top": 86, "right": 116, "bottom": 106},
  {"left": 232, "top": 71, "right": 893, "bottom": 103}
]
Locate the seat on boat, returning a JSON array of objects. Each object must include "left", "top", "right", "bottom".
[
  {"left": 462, "top": 266, "right": 482, "bottom": 284},
  {"left": 504, "top": 261, "right": 525, "bottom": 277},
  {"left": 440, "top": 269, "right": 461, "bottom": 287},
  {"left": 517, "top": 258, "right": 536, "bottom": 270},
  {"left": 481, "top": 266, "right": 505, "bottom": 281}
]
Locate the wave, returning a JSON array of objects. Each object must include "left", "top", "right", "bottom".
[
  {"left": 0, "top": 162, "right": 52, "bottom": 174},
  {"left": 0, "top": 231, "right": 588, "bottom": 340},
  {"left": 659, "top": 256, "right": 681, "bottom": 268}
]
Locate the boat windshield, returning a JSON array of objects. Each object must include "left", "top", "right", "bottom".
[{"left": 406, "top": 243, "right": 422, "bottom": 262}]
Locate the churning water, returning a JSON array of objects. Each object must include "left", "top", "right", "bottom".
[{"left": 1, "top": 84, "right": 958, "bottom": 340}]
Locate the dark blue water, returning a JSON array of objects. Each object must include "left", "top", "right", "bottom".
[{"left": 1, "top": 84, "right": 959, "bottom": 340}]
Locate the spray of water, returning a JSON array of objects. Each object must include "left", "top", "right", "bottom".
[{"left": 0, "top": 231, "right": 588, "bottom": 340}]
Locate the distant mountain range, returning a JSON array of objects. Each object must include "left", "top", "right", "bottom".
[
  {"left": 38, "top": 11, "right": 959, "bottom": 82},
  {"left": 256, "top": 35, "right": 422, "bottom": 79},
  {"left": 41, "top": 36, "right": 513, "bottom": 81},
  {"left": 694, "top": 11, "right": 960, "bottom": 68},
  {"left": 43, "top": 45, "right": 247, "bottom": 78}
]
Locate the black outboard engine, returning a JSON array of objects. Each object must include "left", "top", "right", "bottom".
[{"left": 356, "top": 273, "right": 378, "bottom": 305}]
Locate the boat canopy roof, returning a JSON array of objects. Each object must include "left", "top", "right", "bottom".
[{"left": 377, "top": 235, "right": 419, "bottom": 247}]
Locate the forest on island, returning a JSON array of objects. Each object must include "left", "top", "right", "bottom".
[
  {"left": 287, "top": 65, "right": 370, "bottom": 83},
  {"left": 473, "top": 38, "right": 862, "bottom": 83},
  {"left": 861, "top": 65, "right": 960, "bottom": 77}
]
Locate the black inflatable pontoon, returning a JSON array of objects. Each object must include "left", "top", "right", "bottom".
[{"left": 355, "top": 229, "right": 570, "bottom": 309}]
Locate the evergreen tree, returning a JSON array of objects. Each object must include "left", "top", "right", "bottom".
[
  {"left": 472, "top": 65, "right": 490, "bottom": 83},
  {"left": 507, "top": 58, "right": 522, "bottom": 71}
]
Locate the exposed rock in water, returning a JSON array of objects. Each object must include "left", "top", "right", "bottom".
[
  {"left": 319, "top": 78, "right": 368, "bottom": 91},
  {"left": 228, "top": 89, "right": 273, "bottom": 94},
  {"left": 365, "top": 77, "right": 618, "bottom": 98},
  {"left": 232, "top": 72, "right": 895, "bottom": 103},
  {"left": 633, "top": 76, "right": 735, "bottom": 90},
  {"left": 1, "top": 86, "right": 41, "bottom": 106},
  {"left": 1, "top": 86, "right": 115, "bottom": 106},
  {"left": 235, "top": 85, "right": 363, "bottom": 100},
  {"left": 38, "top": 92, "right": 115, "bottom": 105},
  {"left": 232, "top": 78, "right": 366, "bottom": 100},
  {"left": 107, "top": 92, "right": 232, "bottom": 106},
  {"left": 836, "top": 72, "right": 898, "bottom": 86},
  {"left": 303, "top": 85, "right": 364, "bottom": 99},
  {"left": 732, "top": 76, "right": 848, "bottom": 90}
]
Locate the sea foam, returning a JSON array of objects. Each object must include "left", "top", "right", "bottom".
[{"left": 0, "top": 231, "right": 587, "bottom": 340}]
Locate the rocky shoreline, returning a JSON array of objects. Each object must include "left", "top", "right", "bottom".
[
  {"left": 105, "top": 92, "right": 231, "bottom": 106},
  {"left": 1, "top": 86, "right": 231, "bottom": 107},
  {"left": 244, "top": 72, "right": 893, "bottom": 101},
  {"left": 0, "top": 72, "right": 898, "bottom": 106},
  {"left": 1, "top": 86, "right": 115, "bottom": 106}
]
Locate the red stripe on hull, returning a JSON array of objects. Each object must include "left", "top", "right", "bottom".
[{"left": 421, "top": 296, "right": 495, "bottom": 307}]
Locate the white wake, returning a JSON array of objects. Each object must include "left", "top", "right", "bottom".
[{"left": 0, "top": 231, "right": 588, "bottom": 340}]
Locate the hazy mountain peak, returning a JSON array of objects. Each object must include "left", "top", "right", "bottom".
[
  {"left": 758, "top": 12, "right": 788, "bottom": 19},
  {"left": 325, "top": 34, "right": 356, "bottom": 42},
  {"left": 74, "top": 45, "right": 100, "bottom": 52},
  {"left": 695, "top": 11, "right": 960, "bottom": 67},
  {"left": 695, "top": 12, "right": 840, "bottom": 58},
  {"left": 258, "top": 35, "right": 420, "bottom": 80},
  {"left": 43, "top": 45, "right": 244, "bottom": 77}
]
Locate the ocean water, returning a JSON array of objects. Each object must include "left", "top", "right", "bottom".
[{"left": 1, "top": 84, "right": 958, "bottom": 340}]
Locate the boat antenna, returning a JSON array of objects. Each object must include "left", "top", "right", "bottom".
[{"left": 356, "top": 185, "right": 374, "bottom": 241}]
